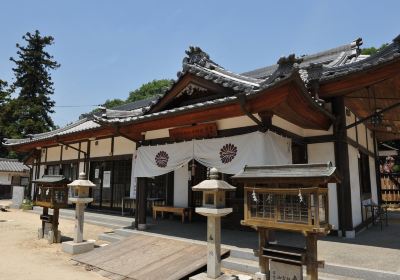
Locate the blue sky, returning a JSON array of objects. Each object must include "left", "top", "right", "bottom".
[{"left": 0, "top": 0, "right": 398, "bottom": 126}]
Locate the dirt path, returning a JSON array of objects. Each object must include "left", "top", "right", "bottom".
[{"left": 0, "top": 202, "right": 110, "bottom": 280}]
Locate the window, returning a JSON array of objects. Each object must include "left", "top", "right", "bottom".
[
  {"left": 46, "top": 165, "right": 60, "bottom": 175},
  {"left": 62, "top": 163, "right": 78, "bottom": 181}
]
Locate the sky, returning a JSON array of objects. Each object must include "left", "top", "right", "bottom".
[{"left": 0, "top": 0, "right": 399, "bottom": 127}]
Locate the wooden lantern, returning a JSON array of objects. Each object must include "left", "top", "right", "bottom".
[
  {"left": 32, "top": 175, "right": 70, "bottom": 244},
  {"left": 232, "top": 162, "right": 340, "bottom": 280}
]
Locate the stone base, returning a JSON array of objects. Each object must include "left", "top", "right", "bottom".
[
  {"left": 254, "top": 272, "right": 267, "bottom": 280},
  {"left": 62, "top": 240, "right": 95, "bottom": 255},
  {"left": 138, "top": 223, "right": 147, "bottom": 230},
  {"left": 38, "top": 228, "right": 61, "bottom": 244},
  {"left": 189, "top": 272, "right": 251, "bottom": 280}
]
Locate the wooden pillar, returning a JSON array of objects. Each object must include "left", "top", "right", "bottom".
[
  {"left": 372, "top": 131, "right": 383, "bottom": 205},
  {"left": 306, "top": 233, "right": 318, "bottom": 280},
  {"left": 332, "top": 96, "right": 353, "bottom": 235},
  {"left": 41, "top": 207, "right": 48, "bottom": 237},
  {"left": 52, "top": 208, "right": 60, "bottom": 243},
  {"left": 136, "top": 177, "right": 147, "bottom": 230},
  {"left": 258, "top": 228, "right": 270, "bottom": 278}
]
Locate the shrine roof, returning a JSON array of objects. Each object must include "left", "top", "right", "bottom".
[
  {"left": 232, "top": 162, "right": 341, "bottom": 184},
  {"left": 32, "top": 175, "right": 70, "bottom": 184},
  {"left": 0, "top": 158, "right": 29, "bottom": 173}
]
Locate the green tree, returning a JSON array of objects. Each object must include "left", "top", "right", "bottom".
[
  {"left": 0, "top": 79, "right": 11, "bottom": 157},
  {"left": 10, "top": 30, "right": 60, "bottom": 136},
  {"left": 361, "top": 43, "right": 389, "bottom": 55},
  {"left": 80, "top": 79, "right": 173, "bottom": 119},
  {"left": 127, "top": 79, "right": 173, "bottom": 102}
]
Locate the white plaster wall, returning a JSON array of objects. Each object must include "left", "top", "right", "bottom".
[
  {"left": 273, "top": 115, "right": 332, "bottom": 137},
  {"left": 369, "top": 156, "right": 378, "bottom": 204},
  {"left": 173, "top": 164, "right": 189, "bottom": 207},
  {"left": 303, "top": 127, "right": 333, "bottom": 137},
  {"left": 40, "top": 148, "right": 46, "bottom": 162},
  {"left": 346, "top": 109, "right": 357, "bottom": 142},
  {"left": 272, "top": 116, "right": 303, "bottom": 136},
  {"left": 0, "top": 172, "right": 12, "bottom": 185},
  {"left": 113, "top": 136, "right": 135, "bottom": 156},
  {"left": 367, "top": 128, "right": 374, "bottom": 153},
  {"left": 39, "top": 165, "right": 45, "bottom": 178},
  {"left": 62, "top": 143, "right": 79, "bottom": 160},
  {"left": 79, "top": 162, "right": 85, "bottom": 174},
  {"left": 145, "top": 128, "right": 170, "bottom": 140},
  {"left": 46, "top": 146, "right": 60, "bottom": 162},
  {"left": 307, "top": 142, "right": 339, "bottom": 229},
  {"left": 348, "top": 145, "right": 363, "bottom": 227},
  {"left": 217, "top": 115, "right": 259, "bottom": 130},
  {"left": 90, "top": 138, "right": 112, "bottom": 158},
  {"left": 357, "top": 123, "right": 367, "bottom": 149},
  {"left": 80, "top": 142, "right": 88, "bottom": 159}
]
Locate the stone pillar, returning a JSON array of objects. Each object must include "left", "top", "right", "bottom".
[
  {"left": 207, "top": 216, "right": 221, "bottom": 279},
  {"left": 74, "top": 203, "right": 85, "bottom": 243}
]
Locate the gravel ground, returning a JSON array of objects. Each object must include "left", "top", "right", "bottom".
[{"left": 0, "top": 200, "right": 111, "bottom": 280}]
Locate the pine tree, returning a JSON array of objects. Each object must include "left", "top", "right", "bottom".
[
  {"left": 0, "top": 79, "right": 13, "bottom": 157},
  {"left": 10, "top": 30, "right": 60, "bottom": 136}
]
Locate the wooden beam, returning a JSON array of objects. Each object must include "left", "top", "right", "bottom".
[{"left": 319, "top": 60, "right": 400, "bottom": 97}]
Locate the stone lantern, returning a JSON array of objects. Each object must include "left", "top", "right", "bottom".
[
  {"left": 190, "top": 167, "right": 236, "bottom": 280},
  {"left": 62, "top": 172, "right": 96, "bottom": 254}
]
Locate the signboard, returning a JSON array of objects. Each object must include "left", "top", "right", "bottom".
[
  {"left": 94, "top": 168, "right": 100, "bottom": 179},
  {"left": 270, "top": 260, "right": 302, "bottom": 280},
  {"left": 169, "top": 123, "right": 218, "bottom": 141},
  {"left": 103, "top": 171, "right": 111, "bottom": 188}
]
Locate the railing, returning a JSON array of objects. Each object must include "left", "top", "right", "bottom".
[{"left": 381, "top": 173, "right": 400, "bottom": 205}]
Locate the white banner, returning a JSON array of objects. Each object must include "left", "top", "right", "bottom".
[{"left": 134, "top": 131, "right": 291, "bottom": 177}]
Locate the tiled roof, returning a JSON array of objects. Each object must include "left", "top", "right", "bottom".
[
  {"left": 232, "top": 162, "right": 340, "bottom": 183},
  {"left": 96, "top": 70, "right": 299, "bottom": 124},
  {"left": 242, "top": 38, "right": 363, "bottom": 80},
  {"left": 320, "top": 35, "right": 400, "bottom": 82},
  {"left": 3, "top": 97, "right": 157, "bottom": 146},
  {"left": 98, "top": 43, "right": 344, "bottom": 123},
  {"left": 0, "top": 158, "right": 29, "bottom": 173},
  {"left": 3, "top": 119, "right": 100, "bottom": 146}
]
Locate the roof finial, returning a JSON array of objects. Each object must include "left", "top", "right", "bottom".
[{"left": 183, "top": 46, "right": 210, "bottom": 68}]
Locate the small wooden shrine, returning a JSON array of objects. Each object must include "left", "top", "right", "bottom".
[
  {"left": 233, "top": 162, "right": 340, "bottom": 280},
  {"left": 33, "top": 175, "right": 70, "bottom": 243}
]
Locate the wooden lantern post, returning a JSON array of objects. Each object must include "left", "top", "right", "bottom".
[
  {"left": 32, "top": 175, "right": 70, "bottom": 244},
  {"left": 233, "top": 162, "right": 340, "bottom": 280}
]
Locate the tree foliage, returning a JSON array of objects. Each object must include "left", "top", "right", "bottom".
[
  {"left": 127, "top": 79, "right": 173, "bottom": 102},
  {"left": 10, "top": 30, "right": 60, "bottom": 136},
  {"left": 80, "top": 79, "right": 173, "bottom": 119},
  {"left": 361, "top": 43, "right": 389, "bottom": 56}
]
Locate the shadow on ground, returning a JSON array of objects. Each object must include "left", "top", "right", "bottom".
[{"left": 131, "top": 210, "right": 400, "bottom": 250}]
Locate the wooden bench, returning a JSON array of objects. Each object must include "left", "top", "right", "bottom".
[{"left": 152, "top": 206, "right": 192, "bottom": 223}]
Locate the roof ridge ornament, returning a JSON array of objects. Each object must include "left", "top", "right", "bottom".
[
  {"left": 183, "top": 46, "right": 211, "bottom": 67},
  {"left": 260, "top": 54, "right": 303, "bottom": 87}
]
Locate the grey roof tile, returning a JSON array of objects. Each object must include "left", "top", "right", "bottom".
[{"left": 0, "top": 158, "right": 29, "bottom": 173}]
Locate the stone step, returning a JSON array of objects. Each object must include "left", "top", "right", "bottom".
[
  {"left": 114, "top": 228, "right": 136, "bottom": 237},
  {"left": 98, "top": 233, "right": 123, "bottom": 243},
  {"left": 229, "top": 248, "right": 258, "bottom": 262},
  {"left": 31, "top": 207, "right": 133, "bottom": 229},
  {"left": 221, "top": 257, "right": 259, "bottom": 275}
]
